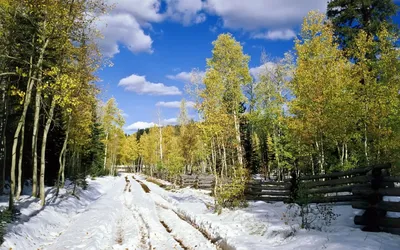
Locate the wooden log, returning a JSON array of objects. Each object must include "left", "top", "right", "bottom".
[
  {"left": 352, "top": 201, "right": 400, "bottom": 212},
  {"left": 247, "top": 185, "right": 290, "bottom": 191},
  {"left": 245, "top": 190, "right": 291, "bottom": 196},
  {"left": 304, "top": 176, "right": 369, "bottom": 188},
  {"left": 383, "top": 176, "right": 400, "bottom": 182},
  {"left": 246, "top": 196, "right": 289, "bottom": 202},
  {"left": 305, "top": 184, "right": 369, "bottom": 195},
  {"left": 198, "top": 176, "right": 215, "bottom": 180},
  {"left": 352, "top": 187, "right": 400, "bottom": 197},
  {"left": 249, "top": 181, "right": 292, "bottom": 187},
  {"left": 307, "top": 195, "right": 360, "bottom": 203},
  {"left": 354, "top": 215, "right": 400, "bottom": 228},
  {"left": 299, "top": 163, "right": 391, "bottom": 181}
]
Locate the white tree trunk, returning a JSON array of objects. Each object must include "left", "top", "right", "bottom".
[
  {"left": 233, "top": 111, "right": 243, "bottom": 166},
  {"left": 16, "top": 124, "right": 25, "bottom": 200},
  {"left": 103, "top": 132, "right": 108, "bottom": 171},
  {"left": 32, "top": 88, "right": 41, "bottom": 197},
  {"left": 40, "top": 98, "right": 56, "bottom": 206}
]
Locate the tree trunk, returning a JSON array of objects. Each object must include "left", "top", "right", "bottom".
[
  {"left": 364, "top": 122, "right": 369, "bottom": 165},
  {"left": 40, "top": 98, "right": 56, "bottom": 206},
  {"left": 157, "top": 110, "right": 163, "bottom": 163},
  {"left": 0, "top": 81, "right": 8, "bottom": 195},
  {"left": 11, "top": 35, "right": 49, "bottom": 209},
  {"left": 233, "top": 111, "right": 243, "bottom": 165},
  {"left": 10, "top": 73, "right": 34, "bottom": 210},
  {"left": 273, "top": 131, "right": 281, "bottom": 180},
  {"left": 103, "top": 132, "right": 108, "bottom": 171},
  {"left": 222, "top": 142, "right": 227, "bottom": 178},
  {"left": 16, "top": 124, "right": 25, "bottom": 199},
  {"left": 32, "top": 88, "right": 41, "bottom": 197},
  {"left": 56, "top": 115, "right": 71, "bottom": 197}
]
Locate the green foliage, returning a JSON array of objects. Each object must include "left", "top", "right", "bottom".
[
  {"left": 327, "top": 0, "right": 399, "bottom": 49},
  {"left": 290, "top": 184, "right": 339, "bottom": 230},
  {"left": 0, "top": 209, "right": 12, "bottom": 243},
  {"left": 215, "top": 165, "right": 249, "bottom": 212}
]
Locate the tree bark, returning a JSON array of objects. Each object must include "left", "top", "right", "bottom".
[
  {"left": 10, "top": 68, "right": 34, "bottom": 210},
  {"left": 103, "top": 132, "right": 108, "bottom": 171},
  {"left": 16, "top": 124, "right": 25, "bottom": 199},
  {"left": 32, "top": 87, "right": 41, "bottom": 197},
  {"left": 222, "top": 142, "right": 227, "bottom": 178},
  {"left": 364, "top": 122, "right": 369, "bottom": 165},
  {"left": 56, "top": 115, "right": 71, "bottom": 197},
  {"left": 233, "top": 111, "right": 243, "bottom": 165},
  {"left": 40, "top": 97, "right": 56, "bottom": 206},
  {"left": 0, "top": 81, "right": 8, "bottom": 195}
]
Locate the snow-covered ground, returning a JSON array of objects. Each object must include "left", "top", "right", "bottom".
[
  {"left": 139, "top": 175, "right": 400, "bottom": 250},
  {"left": 1, "top": 174, "right": 399, "bottom": 250},
  {"left": 1, "top": 175, "right": 216, "bottom": 250}
]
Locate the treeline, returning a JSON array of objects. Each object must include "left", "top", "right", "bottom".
[
  {"left": 0, "top": 0, "right": 127, "bottom": 210},
  {"left": 117, "top": 1, "right": 400, "bottom": 208}
]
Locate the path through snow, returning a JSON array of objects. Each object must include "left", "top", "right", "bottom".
[{"left": 1, "top": 175, "right": 216, "bottom": 250}]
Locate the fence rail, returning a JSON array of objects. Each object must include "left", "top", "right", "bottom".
[{"left": 145, "top": 163, "right": 400, "bottom": 231}]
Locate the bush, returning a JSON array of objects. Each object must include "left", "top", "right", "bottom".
[
  {"left": 0, "top": 209, "right": 12, "bottom": 243},
  {"left": 290, "top": 184, "right": 339, "bottom": 230},
  {"left": 215, "top": 165, "right": 249, "bottom": 213}
]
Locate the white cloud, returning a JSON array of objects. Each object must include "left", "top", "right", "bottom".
[
  {"left": 165, "top": 0, "right": 206, "bottom": 26},
  {"left": 119, "top": 74, "right": 182, "bottom": 95},
  {"left": 96, "top": 14, "right": 153, "bottom": 56},
  {"left": 252, "top": 29, "right": 296, "bottom": 40},
  {"left": 97, "top": 0, "right": 329, "bottom": 56},
  {"left": 108, "top": 0, "right": 164, "bottom": 24},
  {"left": 205, "top": 0, "right": 327, "bottom": 30},
  {"left": 125, "top": 121, "right": 156, "bottom": 131},
  {"left": 250, "top": 62, "right": 276, "bottom": 80},
  {"left": 167, "top": 71, "right": 205, "bottom": 82},
  {"left": 156, "top": 101, "right": 196, "bottom": 108},
  {"left": 125, "top": 117, "right": 178, "bottom": 131},
  {"left": 98, "top": 0, "right": 209, "bottom": 56},
  {"left": 163, "top": 118, "right": 178, "bottom": 125}
]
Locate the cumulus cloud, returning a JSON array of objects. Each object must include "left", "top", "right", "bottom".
[
  {"left": 125, "top": 121, "right": 156, "bottom": 131},
  {"left": 250, "top": 62, "right": 276, "bottom": 80},
  {"left": 252, "top": 29, "right": 296, "bottom": 40},
  {"left": 118, "top": 74, "right": 182, "bottom": 96},
  {"left": 125, "top": 118, "right": 178, "bottom": 131},
  {"left": 96, "top": 0, "right": 166, "bottom": 56},
  {"left": 205, "top": 0, "right": 327, "bottom": 31},
  {"left": 165, "top": 0, "right": 206, "bottom": 26},
  {"left": 96, "top": 14, "right": 153, "bottom": 56},
  {"left": 97, "top": 0, "right": 210, "bottom": 56},
  {"left": 156, "top": 101, "right": 196, "bottom": 108},
  {"left": 163, "top": 118, "right": 178, "bottom": 125},
  {"left": 167, "top": 71, "right": 205, "bottom": 82}
]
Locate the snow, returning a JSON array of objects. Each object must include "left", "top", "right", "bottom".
[
  {"left": 138, "top": 175, "right": 400, "bottom": 250},
  {"left": 1, "top": 175, "right": 217, "bottom": 250},
  {"left": 1, "top": 174, "right": 399, "bottom": 250}
]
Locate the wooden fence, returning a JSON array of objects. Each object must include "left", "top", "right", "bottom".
[
  {"left": 245, "top": 163, "right": 400, "bottom": 230},
  {"left": 246, "top": 164, "right": 394, "bottom": 203},
  {"left": 245, "top": 180, "right": 292, "bottom": 202},
  {"left": 179, "top": 174, "right": 215, "bottom": 190},
  {"left": 147, "top": 164, "right": 400, "bottom": 230}
]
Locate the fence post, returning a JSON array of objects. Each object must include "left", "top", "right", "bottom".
[
  {"left": 289, "top": 170, "right": 298, "bottom": 203},
  {"left": 360, "top": 168, "right": 384, "bottom": 232},
  {"left": 195, "top": 175, "right": 199, "bottom": 189}
]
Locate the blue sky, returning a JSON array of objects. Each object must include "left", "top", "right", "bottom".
[{"left": 95, "top": 0, "right": 400, "bottom": 132}]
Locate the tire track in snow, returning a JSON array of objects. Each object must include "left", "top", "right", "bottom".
[
  {"left": 122, "top": 178, "right": 151, "bottom": 250},
  {"left": 131, "top": 176, "right": 216, "bottom": 250}
]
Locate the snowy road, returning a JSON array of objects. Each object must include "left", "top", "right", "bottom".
[
  {"left": 1, "top": 175, "right": 216, "bottom": 250},
  {"left": 4, "top": 175, "right": 400, "bottom": 250}
]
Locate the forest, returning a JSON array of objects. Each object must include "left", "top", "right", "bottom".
[{"left": 0, "top": 0, "right": 400, "bottom": 214}]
